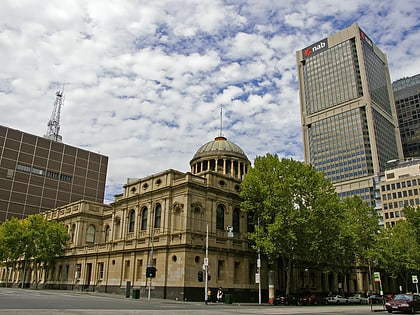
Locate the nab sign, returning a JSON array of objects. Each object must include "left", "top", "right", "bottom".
[{"left": 302, "top": 38, "right": 328, "bottom": 59}]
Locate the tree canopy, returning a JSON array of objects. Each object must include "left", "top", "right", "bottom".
[
  {"left": 240, "top": 154, "right": 345, "bottom": 293},
  {"left": 368, "top": 206, "right": 420, "bottom": 291},
  {"left": 0, "top": 214, "right": 69, "bottom": 287}
]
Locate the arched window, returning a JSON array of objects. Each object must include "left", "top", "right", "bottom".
[
  {"left": 71, "top": 224, "right": 76, "bottom": 243},
  {"left": 141, "top": 207, "right": 148, "bottom": 230},
  {"left": 128, "top": 210, "right": 135, "bottom": 233},
  {"left": 154, "top": 204, "right": 162, "bottom": 228},
  {"left": 233, "top": 208, "right": 240, "bottom": 233},
  {"left": 104, "top": 225, "right": 110, "bottom": 242},
  {"left": 87, "top": 225, "right": 95, "bottom": 243},
  {"left": 216, "top": 205, "right": 225, "bottom": 230}
]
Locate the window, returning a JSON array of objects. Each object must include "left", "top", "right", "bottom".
[
  {"left": 124, "top": 260, "right": 130, "bottom": 280},
  {"left": 154, "top": 204, "right": 161, "bottom": 228},
  {"left": 141, "top": 207, "right": 148, "bottom": 230},
  {"left": 136, "top": 259, "right": 143, "bottom": 280},
  {"left": 71, "top": 224, "right": 76, "bottom": 243},
  {"left": 97, "top": 262, "right": 104, "bottom": 280},
  {"left": 217, "top": 260, "right": 225, "bottom": 280},
  {"left": 233, "top": 208, "right": 240, "bottom": 233},
  {"left": 216, "top": 205, "right": 225, "bottom": 230},
  {"left": 87, "top": 225, "right": 95, "bottom": 243},
  {"left": 234, "top": 261, "right": 240, "bottom": 283},
  {"left": 128, "top": 210, "right": 135, "bottom": 233},
  {"left": 104, "top": 225, "right": 110, "bottom": 242},
  {"left": 65, "top": 265, "right": 69, "bottom": 280},
  {"left": 75, "top": 264, "right": 81, "bottom": 280}
]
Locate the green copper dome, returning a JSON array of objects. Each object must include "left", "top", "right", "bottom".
[
  {"left": 192, "top": 136, "right": 249, "bottom": 160},
  {"left": 190, "top": 136, "right": 250, "bottom": 179}
]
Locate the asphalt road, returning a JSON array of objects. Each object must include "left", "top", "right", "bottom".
[{"left": 0, "top": 287, "right": 388, "bottom": 315}]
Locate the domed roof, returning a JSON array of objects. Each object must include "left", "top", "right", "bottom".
[{"left": 191, "top": 136, "right": 249, "bottom": 162}]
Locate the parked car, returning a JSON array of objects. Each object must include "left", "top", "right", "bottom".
[
  {"left": 348, "top": 294, "right": 369, "bottom": 304},
  {"left": 324, "top": 295, "right": 348, "bottom": 304},
  {"left": 385, "top": 293, "right": 420, "bottom": 313},
  {"left": 298, "top": 293, "right": 325, "bottom": 305},
  {"left": 273, "top": 294, "right": 298, "bottom": 305}
]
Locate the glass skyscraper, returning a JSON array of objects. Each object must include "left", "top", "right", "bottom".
[
  {"left": 296, "top": 23, "right": 403, "bottom": 204},
  {"left": 393, "top": 74, "right": 420, "bottom": 159}
]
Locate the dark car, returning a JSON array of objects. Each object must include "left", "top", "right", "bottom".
[
  {"left": 298, "top": 293, "right": 324, "bottom": 305},
  {"left": 273, "top": 294, "right": 298, "bottom": 305},
  {"left": 385, "top": 293, "right": 420, "bottom": 314}
]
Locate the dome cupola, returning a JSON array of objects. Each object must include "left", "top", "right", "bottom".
[{"left": 190, "top": 135, "right": 250, "bottom": 180}]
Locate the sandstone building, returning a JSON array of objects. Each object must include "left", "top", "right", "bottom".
[{"left": 38, "top": 135, "right": 259, "bottom": 301}]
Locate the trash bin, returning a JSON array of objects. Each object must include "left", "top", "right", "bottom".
[
  {"left": 225, "top": 293, "right": 232, "bottom": 304},
  {"left": 132, "top": 289, "right": 140, "bottom": 299}
]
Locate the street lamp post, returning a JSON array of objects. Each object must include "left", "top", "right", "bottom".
[
  {"left": 257, "top": 217, "right": 261, "bottom": 304},
  {"left": 204, "top": 224, "right": 209, "bottom": 304}
]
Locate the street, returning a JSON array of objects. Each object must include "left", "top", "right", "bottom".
[{"left": 0, "top": 287, "right": 388, "bottom": 315}]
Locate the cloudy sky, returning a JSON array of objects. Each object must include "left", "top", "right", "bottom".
[{"left": 0, "top": 0, "right": 419, "bottom": 203}]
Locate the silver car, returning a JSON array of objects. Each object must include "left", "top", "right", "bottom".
[
  {"left": 325, "top": 295, "right": 348, "bottom": 304},
  {"left": 348, "top": 294, "right": 368, "bottom": 304}
]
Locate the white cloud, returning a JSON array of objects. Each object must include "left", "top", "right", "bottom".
[{"left": 0, "top": 0, "right": 418, "bottom": 203}]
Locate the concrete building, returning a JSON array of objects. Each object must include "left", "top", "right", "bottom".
[
  {"left": 0, "top": 125, "right": 108, "bottom": 224},
  {"left": 393, "top": 74, "right": 420, "bottom": 159},
  {"left": 296, "top": 23, "right": 403, "bottom": 205},
  {"left": 379, "top": 158, "right": 420, "bottom": 227}
]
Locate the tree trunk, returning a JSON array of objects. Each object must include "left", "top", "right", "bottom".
[
  {"left": 5, "top": 262, "right": 10, "bottom": 288},
  {"left": 285, "top": 256, "right": 292, "bottom": 295}
]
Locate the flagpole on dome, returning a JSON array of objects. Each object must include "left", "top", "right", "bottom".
[{"left": 219, "top": 106, "right": 223, "bottom": 138}]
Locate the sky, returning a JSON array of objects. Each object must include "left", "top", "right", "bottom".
[{"left": 0, "top": 0, "right": 419, "bottom": 204}]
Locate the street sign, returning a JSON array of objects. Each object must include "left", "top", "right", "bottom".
[
  {"left": 204, "top": 258, "right": 208, "bottom": 266},
  {"left": 255, "top": 273, "right": 260, "bottom": 284},
  {"left": 374, "top": 272, "right": 381, "bottom": 282},
  {"left": 413, "top": 275, "right": 418, "bottom": 283}
]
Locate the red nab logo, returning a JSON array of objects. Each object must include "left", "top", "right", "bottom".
[
  {"left": 302, "top": 39, "right": 327, "bottom": 59},
  {"left": 360, "top": 29, "right": 373, "bottom": 47}
]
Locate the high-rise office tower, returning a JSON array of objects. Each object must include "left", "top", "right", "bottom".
[
  {"left": 392, "top": 74, "right": 420, "bottom": 159},
  {"left": 296, "top": 23, "right": 403, "bottom": 204},
  {"left": 0, "top": 125, "right": 108, "bottom": 224}
]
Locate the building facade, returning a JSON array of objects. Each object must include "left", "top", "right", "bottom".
[
  {"left": 1, "top": 134, "right": 405, "bottom": 299},
  {"left": 296, "top": 23, "right": 403, "bottom": 205},
  {"left": 379, "top": 158, "right": 420, "bottom": 227},
  {"left": 7, "top": 136, "right": 261, "bottom": 301},
  {"left": 0, "top": 125, "right": 108, "bottom": 224},
  {"left": 393, "top": 74, "right": 420, "bottom": 159}
]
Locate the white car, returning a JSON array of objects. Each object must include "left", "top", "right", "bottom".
[
  {"left": 348, "top": 294, "right": 368, "bottom": 304},
  {"left": 325, "top": 295, "right": 348, "bottom": 304}
]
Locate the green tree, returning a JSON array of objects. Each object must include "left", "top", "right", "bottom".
[
  {"left": 22, "top": 215, "right": 69, "bottom": 288},
  {"left": 240, "top": 154, "right": 342, "bottom": 294},
  {"left": 370, "top": 220, "right": 420, "bottom": 291},
  {"left": 403, "top": 206, "right": 420, "bottom": 242},
  {"left": 336, "top": 196, "right": 379, "bottom": 290},
  {"left": 0, "top": 217, "right": 26, "bottom": 287}
]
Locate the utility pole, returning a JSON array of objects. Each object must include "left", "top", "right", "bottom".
[
  {"left": 257, "top": 217, "right": 261, "bottom": 304},
  {"left": 148, "top": 194, "right": 155, "bottom": 301},
  {"left": 204, "top": 224, "right": 209, "bottom": 304}
]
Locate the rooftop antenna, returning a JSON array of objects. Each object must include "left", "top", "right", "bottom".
[{"left": 44, "top": 85, "right": 64, "bottom": 142}]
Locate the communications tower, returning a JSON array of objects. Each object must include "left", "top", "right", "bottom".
[{"left": 44, "top": 88, "right": 64, "bottom": 142}]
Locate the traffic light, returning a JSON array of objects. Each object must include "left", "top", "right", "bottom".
[
  {"left": 197, "top": 270, "right": 203, "bottom": 282},
  {"left": 146, "top": 266, "right": 156, "bottom": 278}
]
